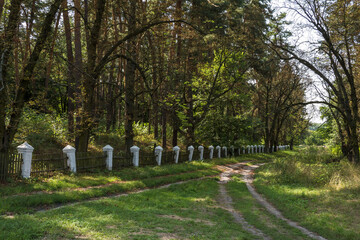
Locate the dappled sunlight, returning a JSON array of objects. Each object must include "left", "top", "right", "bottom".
[
  {"left": 9, "top": 179, "right": 252, "bottom": 239},
  {"left": 255, "top": 147, "right": 360, "bottom": 239}
]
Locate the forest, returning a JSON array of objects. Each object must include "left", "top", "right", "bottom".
[
  {"left": 0, "top": 0, "right": 359, "bottom": 162},
  {"left": 2, "top": 1, "right": 360, "bottom": 239}
]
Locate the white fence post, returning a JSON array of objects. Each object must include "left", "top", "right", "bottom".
[
  {"left": 17, "top": 142, "right": 34, "bottom": 179},
  {"left": 216, "top": 145, "right": 221, "bottom": 158},
  {"left": 209, "top": 145, "right": 214, "bottom": 159},
  {"left": 103, "top": 145, "right": 113, "bottom": 171},
  {"left": 243, "top": 146, "right": 245, "bottom": 154},
  {"left": 155, "top": 146, "right": 163, "bottom": 166},
  {"left": 130, "top": 145, "right": 140, "bottom": 167},
  {"left": 188, "top": 145, "right": 194, "bottom": 161},
  {"left": 63, "top": 145, "right": 77, "bottom": 173},
  {"left": 198, "top": 146, "right": 204, "bottom": 160},
  {"left": 173, "top": 146, "right": 180, "bottom": 163}
]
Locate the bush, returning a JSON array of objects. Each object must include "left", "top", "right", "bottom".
[
  {"left": 13, "top": 108, "right": 68, "bottom": 152},
  {"left": 265, "top": 147, "right": 358, "bottom": 188}
]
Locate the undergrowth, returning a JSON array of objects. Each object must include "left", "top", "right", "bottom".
[
  {"left": 255, "top": 146, "right": 360, "bottom": 240},
  {"left": 261, "top": 147, "right": 360, "bottom": 189}
]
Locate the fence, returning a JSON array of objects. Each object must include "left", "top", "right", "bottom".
[
  {"left": 76, "top": 152, "right": 107, "bottom": 172},
  {"left": 139, "top": 151, "right": 157, "bottom": 166},
  {"left": 32, "top": 152, "right": 67, "bottom": 175},
  {"left": 0, "top": 152, "right": 22, "bottom": 181},
  {"left": 0, "top": 142, "right": 290, "bottom": 181},
  {"left": 113, "top": 151, "right": 132, "bottom": 169}
]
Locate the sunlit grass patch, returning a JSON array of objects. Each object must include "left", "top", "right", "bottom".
[
  {"left": 254, "top": 147, "right": 360, "bottom": 240},
  {"left": 0, "top": 169, "right": 219, "bottom": 214},
  {"left": 226, "top": 177, "right": 310, "bottom": 240},
  {"left": 0, "top": 179, "right": 254, "bottom": 240}
]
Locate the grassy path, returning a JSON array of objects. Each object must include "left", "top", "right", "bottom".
[
  {"left": 222, "top": 162, "right": 327, "bottom": 240},
  {"left": 0, "top": 152, "right": 335, "bottom": 239}
]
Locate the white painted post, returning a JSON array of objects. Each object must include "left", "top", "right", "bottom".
[
  {"left": 63, "top": 145, "right": 77, "bottom": 173},
  {"left": 17, "top": 142, "right": 34, "bottom": 179},
  {"left": 243, "top": 146, "right": 245, "bottom": 154},
  {"left": 231, "top": 146, "right": 235, "bottom": 157},
  {"left": 216, "top": 145, "right": 221, "bottom": 158},
  {"left": 222, "top": 146, "right": 227, "bottom": 158},
  {"left": 247, "top": 145, "right": 250, "bottom": 154},
  {"left": 254, "top": 145, "right": 257, "bottom": 153},
  {"left": 188, "top": 145, "right": 194, "bottom": 161},
  {"left": 238, "top": 147, "right": 241, "bottom": 156},
  {"left": 251, "top": 145, "right": 254, "bottom": 154},
  {"left": 173, "top": 146, "right": 180, "bottom": 163},
  {"left": 198, "top": 146, "right": 204, "bottom": 160},
  {"left": 130, "top": 145, "right": 140, "bottom": 167},
  {"left": 103, "top": 145, "right": 113, "bottom": 170},
  {"left": 155, "top": 146, "right": 163, "bottom": 166},
  {"left": 258, "top": 145, "right": 261, "bottom": 153},
  {"left": 209, "top": 145, "right": 214, "bottom": 159}
]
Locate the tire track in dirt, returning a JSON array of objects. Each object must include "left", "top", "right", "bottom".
[{"left": 224, "top": 162, "right": 327, "bottom": 240}]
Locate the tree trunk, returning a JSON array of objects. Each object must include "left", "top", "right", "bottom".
[
  {"left": 0, "top": 0, "right": 22, "bottom": 153},
  {"left": 6, "top": 0, "right": 63, "bottom": 145},
  {"left": 0, "top": 0, "right": 4, "bottom": 23},
  {"left": 172, "top": 112, "right": 179, "bottom": 147},
  {"left": 77, "top": 0, "right": 106, "bottom": 152},
  {"left": 162, "top": 108, "right": 167, "bottom": 149},
  {"left": 171, "top": 0, "right": 182, "bottom": 147},
  {"left": 124, "top": 0, "right": 137, "bottom": 153},
  {"left": 62, "top": 0, "right": 75, "bottom": 137},
  {"left": 73, "top": 0, "right": 84, "bottom": 149}
]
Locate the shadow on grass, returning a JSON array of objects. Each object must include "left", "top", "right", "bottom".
[
  {"left": 2, "top": 179, "right": 254, "bottom": 240},
  {"left": 254, "top": 173, "right": 360, "bottom": 240}
]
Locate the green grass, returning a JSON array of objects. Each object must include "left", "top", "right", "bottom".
[
  {"left": 254, "top": 147, "right": 360, "bottom": 240},
  {"left": 226, "top": 176, "right": 311, "bottom": 240},
  {"left": 0, "top": 179, "right": 254, "bottom": 240},
  {"left": 0, "top": 150, "right": 299, "bottom": 239},
  {"left": 0, "top": 162, "right": 214, "bottom": 197},
  {"left": 1, "top": 151, "right": 289, "bottom": 198},
  {"left": 0, "top": 169, "right": 220, "bottom": 214},
  {"left": 0, "top": 152, "right": 295, "bottom": 214}
]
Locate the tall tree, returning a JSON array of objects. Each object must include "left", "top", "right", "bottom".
[
  {"left": 0, "top": 0, "right": 62, "bottom": 153},
  {"left": 272, "top": 0, "right": 360, "bottom": 162}
]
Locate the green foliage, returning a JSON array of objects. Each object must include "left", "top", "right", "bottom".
[
  {"left": 196, "top": 112, "right": 261, "bottom": 146},
  {"left": 14, "top": 108, "right": 68, "bottom": 152}
]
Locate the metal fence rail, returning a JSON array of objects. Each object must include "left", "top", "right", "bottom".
[
  {"left": 139, "top": 151, "right": 156, "bottom": 166},
  {"left": 0, "top": 152, "right": 22, "bottom": 181},
  {"left": 162, "top": 151, "right": 175, "bottom": 165},
  {"left": 113, "top": 152, "right": 132, "bottom": 168},
  {"left": 32, "top": 152, "right": 67, "bottom": 174},
  {"left": 178, "top": 151, "right": 189, "bottom": 163},
  {"left": 76, "top": 152, "right": 107, "bottom": 172},
  {"left": 192, "top": 150, "right": 200, "bottom": 161}
]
